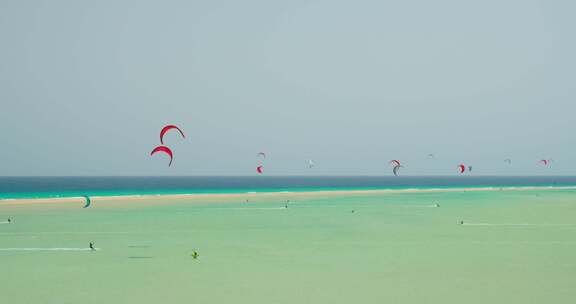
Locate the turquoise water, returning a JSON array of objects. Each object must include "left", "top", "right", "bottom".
[
  {"left": 1, "top": 189, "right": 576, "bottom": 303},
  {"left": 1, "top": 176, "right": 575, "bottom": 199}
]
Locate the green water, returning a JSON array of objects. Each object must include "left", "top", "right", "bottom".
[{"left": 1, "top": 190, "right": 576, "bottom": 303}]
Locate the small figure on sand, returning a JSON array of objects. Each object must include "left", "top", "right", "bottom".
[
  {"left": 191, "top": 250, "right": 199, "bottom": 259},
  {"left": 89, "top": 242, "right": 96, "bottom": 251}
]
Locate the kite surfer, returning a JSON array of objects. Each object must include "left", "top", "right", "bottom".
[{"left": 89, "top": 242, "right": 95, "bottom": 251}]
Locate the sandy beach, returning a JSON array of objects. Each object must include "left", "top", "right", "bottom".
[{"left": 2, "top": 185, "right": 575, "bottom": 206}]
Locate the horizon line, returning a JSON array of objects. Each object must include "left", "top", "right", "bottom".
[{"left": 1, "top": 175, "right": 575, "bottom": 178}]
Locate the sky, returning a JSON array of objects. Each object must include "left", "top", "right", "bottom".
[{"left": 0, "top": 0, "right": 574, "bottom": 176}]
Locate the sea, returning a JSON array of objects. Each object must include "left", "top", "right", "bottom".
[
  {"left": 1, "top": 176, "right": 575, "bottom": 199},
  {"left": 3, "top": 176, "right": 576, "bottom": 303}
]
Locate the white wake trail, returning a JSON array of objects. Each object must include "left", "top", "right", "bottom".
[
  {"left": 463, "top": 223, "right": 576, "bottom": 227},
  {"left": 0, "top": 247, "right": 100, "bottom": 251}
]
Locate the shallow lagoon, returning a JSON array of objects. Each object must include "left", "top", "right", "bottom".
[{"left": 1, "top": 189, "right": 576, "bottom": 303}]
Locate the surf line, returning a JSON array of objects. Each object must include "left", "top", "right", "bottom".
[{"left": 0, "top": 247, "right": 101, "bottom": 251}]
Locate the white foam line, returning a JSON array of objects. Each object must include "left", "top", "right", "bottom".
[
  {"left": 0, "top": 222, "right": 10, "bottom": 224},
  {"left": 0, "top": 230, "right": 200, "bottom": 235},
  {"left": 0, "top": 248, "right": 100, "bottom": 251},
  {"left": 0, "top": 232, "right": 135, "bottom": 235},
  {"left": 463, "top": 223, "right": 576, "bottom": 226}
]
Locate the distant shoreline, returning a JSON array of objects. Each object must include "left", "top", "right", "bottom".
[
  {"left": 1, "top": 186, "right": 575, "bottom": 205},
  {"left": 2, "top": 176, "right": 575, "bottom": 201}
]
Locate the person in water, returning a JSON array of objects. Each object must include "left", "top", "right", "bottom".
[
  {"left": 191, "top": 250, "right": 199, "bottom": 259},
  {"left": 460, "top": 220, "right": 464, "bottom": 225},
  {"left": 89, "top": 242, "right": 95, "bottom": 251},
  {"left": 7, "top": 217, "right": 11, "bottom": 224}
]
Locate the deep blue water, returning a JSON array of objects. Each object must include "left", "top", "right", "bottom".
[{"left": 0, "top": 176, "right": 575, "bottom": 199}]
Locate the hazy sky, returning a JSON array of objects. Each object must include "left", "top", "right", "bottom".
[{"left": 1, "top": 0, "right": 574, "bottom": 176}]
